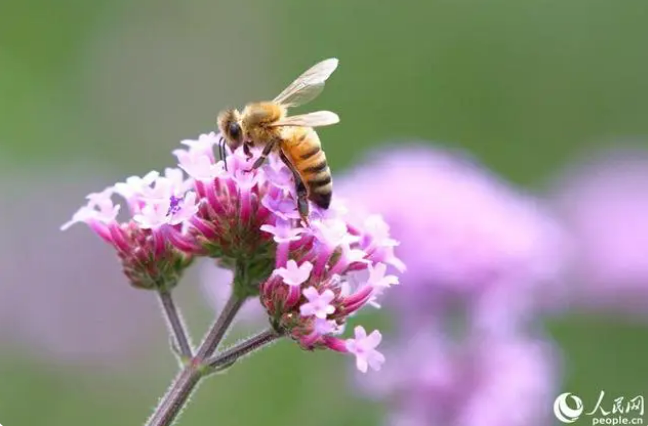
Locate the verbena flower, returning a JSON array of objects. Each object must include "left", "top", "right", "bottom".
[
  {"left": 62, "top": 132, "right": 404, "bottom": 371},
  {"left": 61, "top": 171, "right": 194, "bottom": 290},
  {"left": 259, "top": 213, "right": 402, "bottom": 370},
  {"left": 364, "top": 329, "right": 559, "bottom": 426},
  {"left": 337, "top": 143, "right": 570, "bottom": 335},
  {"left": 550, "top": 147, "right": 648, "bottom": 316},
  {"left": 338, "top": 143, "right": 566, "bottom": 423}
]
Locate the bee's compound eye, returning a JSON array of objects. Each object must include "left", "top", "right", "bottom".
[{"left": 229, "top": 122, "right": 242, "bottom": 142}]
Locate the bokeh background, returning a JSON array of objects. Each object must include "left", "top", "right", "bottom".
[{"left": 2, "top": 0, "right": 648, "bottom": 425}]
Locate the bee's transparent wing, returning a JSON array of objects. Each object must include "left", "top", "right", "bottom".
[
  {"left": 269, "top": 111, "right": 340, "bottom": 127},
  {"left": 273, "top": 58, "right": 339, "bottom": 108}
]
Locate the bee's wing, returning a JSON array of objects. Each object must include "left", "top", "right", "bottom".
[
  {"left": 272, "top": 58, "right": 339, "bottom": 108},
  {"left": 269, "top": 111, "right": 340, "bottom": 127}
]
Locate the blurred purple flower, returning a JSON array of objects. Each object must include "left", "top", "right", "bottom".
[
  {"left": 550, "top": 148, "right": 648, "bottom": 316},
  {"left": 0, "top": 165, "right": 160, "bottom": 367},
  {"left": 337, "top": 144, "right": 570, "bottom": 333},
  {"left": 367, "top": 330, "right": 559, "bottom": 426},
  {"left": 340, "top": 143, "right": 566, "bottom": 424}
]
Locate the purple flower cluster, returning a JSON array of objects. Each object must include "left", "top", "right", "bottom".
[
  {"left": 337, "top": 144, "right": 567, "bottom": 424},
  {"left": 338, "top": 145, "right": 570, "bottom": 334},
  {"left": 61, "top": 170, "right": 194, "bottom": 290},
  {"left": 549, "top": 148, "right": 648, "bottom": 317},
  {"left": 362, "top": 331, "right": 559, "bottom": 426},
  {"left": 62, "top": 132, "right": 403, "bottom": 372}
]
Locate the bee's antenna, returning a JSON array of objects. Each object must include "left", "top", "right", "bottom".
[{"left": 218, "top": 135, "right": 228, "bottom": 171}]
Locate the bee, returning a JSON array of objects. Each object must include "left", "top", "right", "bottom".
[{"left": 217, "top": 58, "right": 340, "bottom": 224}]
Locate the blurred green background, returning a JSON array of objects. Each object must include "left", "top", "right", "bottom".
[{"left": 1, "top": 0, "right": 648, "bottom": 425}]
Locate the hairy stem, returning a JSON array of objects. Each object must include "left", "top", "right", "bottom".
[
  {"left": 157, "top": 290, "right": 193, "bottom": 359},
  {"left": 145, "top": 368, "right": 201, "bottom": 426},
  {"left": 195, "top": 293, "right": 246, "bottom": 359},
  {"left": 145, "top": 292, "right": 245, "bottom": 426},
  {"left": 207, "top": 329, "right": 282, "bottom": 371}
]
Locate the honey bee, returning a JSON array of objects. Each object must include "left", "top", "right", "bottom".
[{"left": 217, "top": 58, "right": 340, "bottom": 224}]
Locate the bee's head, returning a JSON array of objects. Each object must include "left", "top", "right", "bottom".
[{"left": 217, "top": 109, "right": 243, "bottom": 150}]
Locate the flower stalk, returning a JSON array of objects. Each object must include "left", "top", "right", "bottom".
[
  {"left": 195, "top": 292, "right": 245, "bottom": 359},
  {"left": 146, "top": 290, "right": 246, "bottom": 426},
  {"left": 145, "top": 368, "right": 202, "bottom": 426},
  {"left": 207, "top": 328, "right": 282, "bottom": 372},
  {"left": 157, "top": 290, "right": 193, "bottom": 360}
]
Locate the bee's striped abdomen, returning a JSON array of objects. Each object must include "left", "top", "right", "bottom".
[{"left": 283, "top": 128, "right": 332, "bottom": 209}]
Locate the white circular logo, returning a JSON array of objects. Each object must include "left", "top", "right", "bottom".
[{"left": 554, "top": 392, "right": 584, "bottom": 423}]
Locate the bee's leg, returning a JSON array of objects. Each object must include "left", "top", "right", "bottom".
[
  {"left": 295, "top": 179, "right": 310, "bottom": 226},
  {"left": 248, "top": 140, "right": 277, "bottom": 171},
  {"left": 243, "top": 142, "right": 253, "bottom": 161},
  {"left": 279, "top": 151, "right": 310, "bottom": 226},
  {"left": 218, "top": 136, "right": 228, "bottom": 171}
]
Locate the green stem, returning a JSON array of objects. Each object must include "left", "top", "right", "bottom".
[
  {"left": 145, "top": 292, "right": 245, "bottom": 426},
  {"left": 206, "top": 329, "right": 282, "bottom": 372},
  {"left": 157, "top": 290, "right": 193, "bottom": 359},
  {"left": 144, "top": 368, "right": 201, "bottom": 426},
  {"left": 195, "top": 293, "right": 246, "bottom": 359}
]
